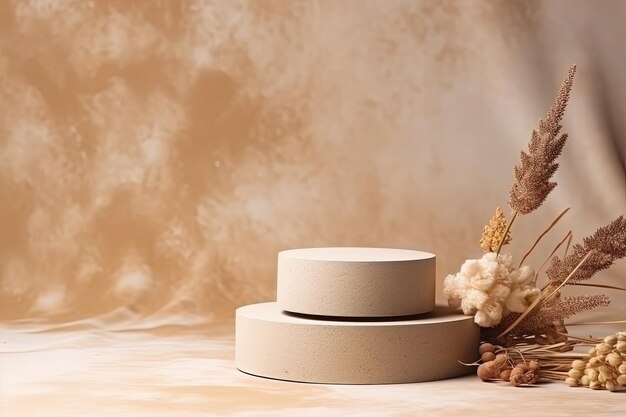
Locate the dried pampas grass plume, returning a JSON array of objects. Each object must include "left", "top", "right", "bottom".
[
  {"left": 496, "top": 294, "right": 611, "bottom": 341},
  {"left": 509, "top": 64, "right": 576, "bottom": 214},
  {"left": 547, "top": 215, "right": 626, "bottom": 286}
]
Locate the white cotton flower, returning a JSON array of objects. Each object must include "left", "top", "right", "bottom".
[
  {"left": 443, "top": 252, "right": 539, "bottom": 327},
  {"left": 478, "top": 255, "right": 500, "bottom": 277},
  {"left": 491, "top": 283, "right": 512, "bottom": 301},
  {"left": 442, "top": 273, "right": 468, "bottom": 309},
  {"left": 473, "top": 310, "right": 491, "bottom": 327},
  {"left": 460, "top": 258, "right": 482, "bottom": 277},
  {"left": 470, "top": 272, "right": 495, "bottom": 292},
  {"left": 510, "top": 264, "right": 535, "bottom": 286},
  {"left": 460, "top": 289, "right": 488, "bottom": 314},
  {"left": 506, "top": 286, "right": 541, "bottom": 313},
  {"left": 474, "top": 301, "right": 503, "bottom": 327}
]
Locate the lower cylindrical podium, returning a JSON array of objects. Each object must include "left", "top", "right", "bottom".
[{"left": 236, "top": 302, "right": 478, "bottom": 384}]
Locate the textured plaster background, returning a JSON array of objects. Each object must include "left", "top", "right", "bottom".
[{"left": 0, "top": 0, "right": 624, "bottom": 323}]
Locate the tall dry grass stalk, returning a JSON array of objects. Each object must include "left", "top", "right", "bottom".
[{"left": 508, "top": 64, "right": 576, "bottom": 215}]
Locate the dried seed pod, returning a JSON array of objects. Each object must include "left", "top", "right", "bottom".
[
  {"left": 477, "top": 362, "right": 498, "bottom": 381},
  {"left": 509, "top": 363, "right": 539, "bottom": 386},
  {"left": 618, "top": 364, "right": 626, "bottom": 375},
  {"left": 500, "top": 368, "right": 512, "bottom": 382},
  {"left": 589, "top": 380, "right": 602, "bottom": 390},
  {"left": 604, "top": 335, "right": 618, "bottom": 346},
  {"left": 618, "top": 332, "right": 626, "bottom": 342},
  {"left": 598, "top": 366, "right": 613, "bottom": 379},
  {"left": 526, "top": 371, "right": 540, "bottom": 384},
  {"left": 589, "top": 357, "right": 602, "bottom": 367},
  {"left": 588, "top": 347, "right": 597, "bottom": 356},
  {"left": 481, "top": 352, "right": 496, "bottom": 363},
  {"left": 580, "top": 375, "right": 590, "bottom": 386},
  {"left": 597, "top": 343, "right": 612, "bottom": 355},
  {"left": 509, "top": 367, "right": 525, "bottom": 386},
  {"left": 606, "top": 381, "right": 616, "bottom": 392},
  {"left": 568, "top": 369, "right": 583, "bottom": 379},
  {"left": 617, "top": 375, "right": 626, "bottom": 386},
  {"left": 606, "top": 352, "right": 622, "bottom": 367},
  {"left": 572, "top": 360, "right": 586, "bottom": 371},
  {"left": 493, "top": 353, "right": 508, "bottom": 367},
  {"left": 478, "top": 343, "right": 495, "bottom": 355},
  {"left": 565, "top": 377, "right": 579, "bottom": 387},
  {"left": 616, "top": 341, "right": 626, "bottom": 354}
]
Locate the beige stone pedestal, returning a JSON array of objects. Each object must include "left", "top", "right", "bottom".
[
  {"left": 236, "top": 247, "right": 479, "bottom": 384},
  {"left": 236, "top": 302, "right": 478, "bottom": 384}
]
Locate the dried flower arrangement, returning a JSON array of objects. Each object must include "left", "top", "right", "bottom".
[{"left": 444, "top": 64, "right": 626, "bottom": 390}]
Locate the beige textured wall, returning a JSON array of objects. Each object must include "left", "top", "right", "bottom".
[{"left": 0, "top": 0, "right": 624, "bottom": 323}]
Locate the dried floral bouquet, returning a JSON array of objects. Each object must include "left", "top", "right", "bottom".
[{"left": 444, "top": 65, "right": 626, "bottom": 391}]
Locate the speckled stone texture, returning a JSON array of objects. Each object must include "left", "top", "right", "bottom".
[
  {"left": 236, "top": 302, "right": 479, "bottom": 384},
  {"left": 277, "top": 248, "right": 436, "bottom": 317}
]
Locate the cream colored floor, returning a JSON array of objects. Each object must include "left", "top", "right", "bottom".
[{"left": 1, "top": 322, "right": 623, "bottom": 417}]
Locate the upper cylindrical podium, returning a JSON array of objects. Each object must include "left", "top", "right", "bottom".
[{"left": 277, "top": 247, "right": 435, "bottom": 317}]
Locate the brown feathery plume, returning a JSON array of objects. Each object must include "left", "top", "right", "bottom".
[
  {"left": 547, "top": 215, "right": 626, "bottom": 286},
  {"left": 480, "top": 207, "right": 512, "bottom": 252},
  {"left": 509, "top": 65, "right": 576, "bottom": 214},
  {"left": 492, "top": 294, "right": 610, "bottom": 344},
  {"left": 557, "top": 294, "right": 611, "bottom": 319},
  {"left": 515, "top": 295, "right": 609, "bottom": 335}
]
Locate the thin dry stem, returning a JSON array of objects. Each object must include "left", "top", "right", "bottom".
[
  {"left": 519, "top": 207, "right": 570, "bottom": 267},
  {"left": 568, "top": 283, "right": 626, "bottom": 291},
  {"left": 537, "top": 230, "right": 573, "bottom": 285},
  {"left": 496, "top": 210, "right": 518, "bottom": 256},
  {"left": 566, "top": 319, "right": 626, "bottom": 326},
  {"left": 563, "top": 232, "right": 573, "bottom": 258},
  {"left": 556, "top": 333, "right": 597, "bottom": 343}
]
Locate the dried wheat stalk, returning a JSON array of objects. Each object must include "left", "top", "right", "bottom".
[{"left": 480, "top": 207, "right": 512, "bottom": 252}]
